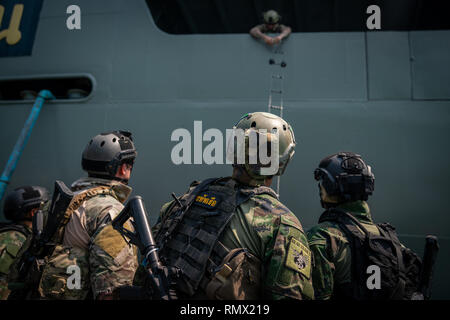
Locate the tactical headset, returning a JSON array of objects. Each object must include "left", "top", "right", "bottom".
[{"left": 314, "top": 152, "right": 375, "bottom": 202}]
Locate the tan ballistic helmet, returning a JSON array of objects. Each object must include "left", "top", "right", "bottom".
[
  {"left": 263, "top": 10, "right": 281, "bottom": 24},
  {"left": 229, "top": 112, "right": 296, "bottom": 181}
]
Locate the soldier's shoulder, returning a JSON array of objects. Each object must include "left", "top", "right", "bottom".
[
  {"left": 82, "top": 192, "right": 124, "bottom": 223},
  {"left": 0, "top": 229, "right": 27, "bottom": 256},
  {"left": 249, "top": 192, "right": 289, "bottom": 214},
  {"left": 0, "top": 228, "right": 28, "bottom": 243},
  {"left": 248, "top": 193, "right": 304, "bottom": 232},
  {"left": 307, "top": 220, "right": 347, "bottom": 245},
  {"left": 84, "top": 191, "right": 120, "bottom": 205}
]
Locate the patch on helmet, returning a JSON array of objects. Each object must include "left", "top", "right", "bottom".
[
  {"left": 194, "top": 193, "right": 220, "bottom": 210},
  {"left": 286, "top": 237, "right": 311, "bottom": 279}
]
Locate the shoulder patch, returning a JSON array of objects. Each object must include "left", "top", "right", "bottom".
[
  {"left": 194, "top": 192, "right": 220, "bottom": 210},
  {"left": 285, "top": 237, "right": 311, "bottom": 279},
  {"left": 92, "top": 223, "right": 129, "bottom": 259}
]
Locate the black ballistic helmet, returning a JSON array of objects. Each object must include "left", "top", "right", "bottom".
[
  {"left": 314, "top": 152, "right": 375, "bottom": 202},
  {"left": 3, "top": 186, "right": 50, "bottom": 221},
  {"left": 81, "top": 130, "right": 137, "bottom": 179}
]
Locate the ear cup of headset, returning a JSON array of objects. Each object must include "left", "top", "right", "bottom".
[{"left": 314, "top": 152, "right": 375, "bottom": 202}]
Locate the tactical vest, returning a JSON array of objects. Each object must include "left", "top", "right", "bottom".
[
  {"left": 155, "top": 177, "right": 278, "bottom": 298},
  {"left": 319, "top": 208, "right": 421, "bottom": 300}
]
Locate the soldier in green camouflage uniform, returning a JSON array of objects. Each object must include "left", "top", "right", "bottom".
[
  {"left": 307, "top": 200, "right": 378, "bottom": 299},
  {"left": 307, "top": 152, "right": 421, "bottom": 300},
  {"left": 0, "top": 186, "right": 49, "bottom": 299},
  {"left": 148, "top": 112, "right": 314, "bottom": 300},
  {"left": 36, "top": 131, "right": 139, "bottom": 300},
  {"left": 307, "top": 152, "right": 376, "bottom": 299}
]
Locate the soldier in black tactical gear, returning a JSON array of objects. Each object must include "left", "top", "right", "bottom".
[
  {"left": 0, "top": 186, "right": 49, "bottom": 299},
  {"left": 307, "top": 152, "right": 423, "bottom": 300}
]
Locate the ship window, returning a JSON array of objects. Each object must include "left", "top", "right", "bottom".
[
  {"left": 0, "top": 74, "right": 94, "bottom": 103},
  {"left": 146, "top": 0, "right": 450, "bottom": 34}
]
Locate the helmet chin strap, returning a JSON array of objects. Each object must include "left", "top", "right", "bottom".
[{"left": 319, "top": 184, "right": 342, "bottom": 209}]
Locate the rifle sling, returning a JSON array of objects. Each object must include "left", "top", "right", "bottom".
[{"left": 51, "top": 186, "right": 115, "bottom": 245}]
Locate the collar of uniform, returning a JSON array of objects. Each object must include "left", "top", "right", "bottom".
[
  {"left": 231, "top": 166, "right": 265, "bottom": 187},
  {"left": 336, "top": 200, "right": 373, "bottom": 223},
  {"left": 71, "top": 176, "right": 132, "bottom": 203}
]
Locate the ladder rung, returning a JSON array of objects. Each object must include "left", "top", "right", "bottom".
[
  {"left": 271, "top": 90, "right": 283, "bottom": 94},
  {"left": 270, "top": 105, "right": 283, "bottom": 110},
  {"left": 272, "top": 75, "right": 283, "bottom": 79}
]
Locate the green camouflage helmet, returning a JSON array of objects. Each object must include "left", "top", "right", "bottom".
[
  {"left": 263, "top": 10, "right": 281, "bottom": 24},
  {"left": 229, "top": 112, "right": 296, "bottom": 180}
]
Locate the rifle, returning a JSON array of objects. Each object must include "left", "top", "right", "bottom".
[
  {"left": 112, "top": 196, "right": 177, "bottom": 300},
  {"left": 8, "top": 180, "right": 74, "bottom": 299},
  {"left": 411, "top": 235, "right": 439, "bottom": 300}
]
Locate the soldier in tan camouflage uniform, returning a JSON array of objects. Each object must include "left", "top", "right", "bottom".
[
  {"left": 0, "top": 186, "right": 49, "bottom": 299},
  {"left": 250, "top": 10, "right": 292, "bottom": 46},
  {"left": 36, "top": 130, "right": 139, "bottom": 300},
  {"left": 147, "top": 112, "right": 314, "bottom": 300}
]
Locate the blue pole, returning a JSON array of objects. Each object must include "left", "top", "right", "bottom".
[{"left": 0, "top": 90, "right": 55, "bottom": 202}]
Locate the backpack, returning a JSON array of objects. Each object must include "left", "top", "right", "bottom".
[
  {"left": 155, "top": 177, "right": 278, "bottom": 298},
  {"left": 319, "top": 208, "right": 421, "bottom": 300}
]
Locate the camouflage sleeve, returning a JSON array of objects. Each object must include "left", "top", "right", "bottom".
[
  {"left": 306, "top": 224, "right": 345, "bottom": 300},
  {"left": 0, "top": 231, "right": 27, "bottom": 300},
  {"left": 249, "top": 196, "right": 314, "bottom": 300},
  {"left": 86, "top": 196, "right": 138, "bottom": 298},
  {"left": 263, "top": 212, "right": 314, "bottom": 300},
  {"left": 249, "top": 24, "right": 266, "bottom": 39},
  {"left": 278, "top": 24, "right": 292, "bottom": 39}
]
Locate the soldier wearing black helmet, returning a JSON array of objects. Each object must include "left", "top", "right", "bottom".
[
  {"left": 34, "top": 130, "right": 139, "bottom": 300},
  {"left": 0, "top": 186, "right": 49, "bottom": 299},
  {"left": 250, "top": 10, "right": 292, "bottom": 46},
  {"left": 307, "top": 152, "right": 421, "bottom": 300}
]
